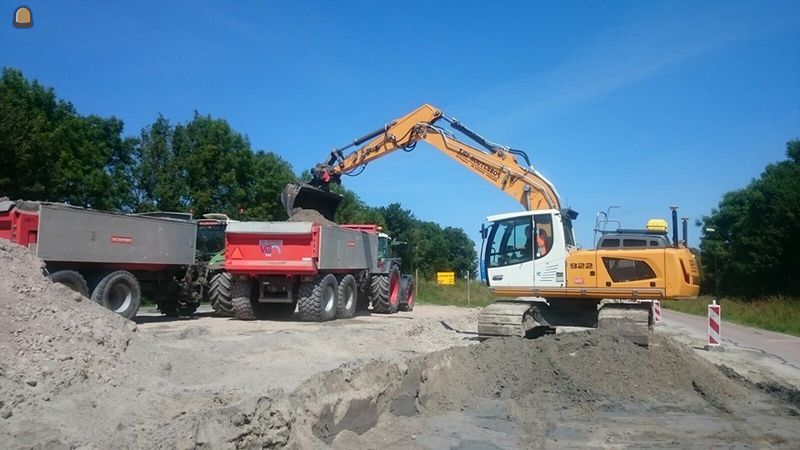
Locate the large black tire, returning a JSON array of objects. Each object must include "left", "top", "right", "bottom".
[
  {"left": 91, "top": 271, "right": 141, "bottom": 320},
  {"left": 371, "top": 265, "right": 401, "bottom": 314},
  {"left": 231, "top": 279, "right": 267, "bottom": 320},
  {"left": 399, "top": 276, "right": 415, "bottom": 312},
  {"left": 50, "top": 270, "right": 89, "bottom": 297},
  {"left": 297, "top": 273, "right": 338, "bottom": 322},
  {"left": 336, "top": 274, "right": 357, "bottom": 319},
  {"left": 209, "top": 272, "right": 234, "bottom": 316}
]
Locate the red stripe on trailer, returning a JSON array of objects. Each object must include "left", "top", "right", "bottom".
[{"left": 652, "top": 300, "right": 662, "bottom": 324}]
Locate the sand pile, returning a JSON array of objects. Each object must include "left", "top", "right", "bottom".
[
  {"left": 287, "top": 330, "right": 797, "bottom": 448},
  {"left": 287, "top": 208, "right": 338, "bottom": 226},
  {"left": 0, "top": 240, "right": 137, "bottom": 419}
]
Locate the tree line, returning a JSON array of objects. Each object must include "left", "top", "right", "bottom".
[
  {"left": 0, "top": 68, "right": 476, "bottom": 278},
  {"left": 699, "top": 140, "right": 800, "bottom": 299}
]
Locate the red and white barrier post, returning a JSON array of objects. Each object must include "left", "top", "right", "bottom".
[
  {"left": 707, "top": 300, "right": 721, "bottom": 348},
  {"left": 652, "top": 300, "right": 662, "bottom": 324}
]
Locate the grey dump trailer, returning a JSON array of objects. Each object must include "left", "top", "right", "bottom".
[{"left": 0, "top": 200, "right": 199, "bottom": 319}]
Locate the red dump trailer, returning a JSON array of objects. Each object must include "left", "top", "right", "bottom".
[
  {"left": 224, "top": 221, "right": 414, "bottom": 321},
  {"left": 0, "top": 199, "right": 199, "bottom": 319}
]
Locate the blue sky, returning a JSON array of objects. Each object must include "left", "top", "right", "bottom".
[{"left": 2, "top": 1, "right": 798, "bottom": 249}]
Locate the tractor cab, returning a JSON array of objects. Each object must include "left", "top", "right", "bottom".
[{"left": 196, "top": 213, "right": 234, "bottom": 263}]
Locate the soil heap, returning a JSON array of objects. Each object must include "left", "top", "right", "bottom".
[
  {"left": 288, "top": 331, "right": 800, "bottom": 448},
  {"left": 0, "top": 240, "right": 137, "bottom": 421},
  {"left": 287, "top": 207, "right": 338, "bottom": 226}
]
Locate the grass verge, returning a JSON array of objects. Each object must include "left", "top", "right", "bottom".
[
  {"left": 415, "top": 279, "right": 494, "bottom": 308},
  {"left": 662, "top": 295, "right": 800, "bottom": 337}
]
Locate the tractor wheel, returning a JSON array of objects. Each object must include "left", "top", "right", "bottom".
[
  {"left": 297, "top": 273, "right": 338, "bottom": 322},
  {"left": 336, "top": 274, "right": 357, "bottom": 319},
  {"left": 399, "top": 276, "right": 415, "bottom": 312},
  {"left": 91, "top": 271, "right": 141, "bottom": 320},
  {"left": 231, "top": 279, "right": 268, "bottom": 320},
  {"left": 50, "top": 270, "right": 89, "bottom": 297},
  {"left": 209, "top": 272, "right": 234, "bottom": 316},
  {"left": 370, "top": 265, "right": 401, "bottom": 314}
]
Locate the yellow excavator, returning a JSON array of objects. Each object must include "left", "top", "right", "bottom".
[{"left": 283, "top": 104, "right": 700, "bottom": 344}]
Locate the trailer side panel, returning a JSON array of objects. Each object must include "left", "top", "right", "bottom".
[
  {"left": 317, "top": 225, "right": 375, "bottom": 271},
  {"left": 36, "top": 204, "right": 197, "bottom": 265}
]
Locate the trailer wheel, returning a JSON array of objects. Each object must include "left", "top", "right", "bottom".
[
  {"left": 231, "top": 279, "right": 267, "bottom": 320},
  {"left": 399, "top": 276, "right": 415, "bottom": 312},
  {"left": 49, "top": 270, "right": 89, "bottom": 297},
  {"left": 297, "top": 273, "right": 338, "bottom": 322},
  {"left": 371, "top": 265, "right": 400, "bottom": 314},
  {"left": 336, "top": 274, "right": 357, "bottom": 319},
  {"left": 91, "top": 271, "right": 141, "bottom": 320},
  {"left": 209, "top": 272, "right": 234, "bottom": 316}
]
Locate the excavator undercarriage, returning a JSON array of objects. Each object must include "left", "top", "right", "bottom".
[{"left": 478, "top": 298, "right": 654, "bottom": 346}]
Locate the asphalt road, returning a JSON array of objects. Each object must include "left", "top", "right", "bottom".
[{"left": 660, "top": 308, "right": 800, "bottom": 387}]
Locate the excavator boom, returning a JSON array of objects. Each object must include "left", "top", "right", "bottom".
[{"left": 282, "top": 104, "right": 567, "bottom": 217}]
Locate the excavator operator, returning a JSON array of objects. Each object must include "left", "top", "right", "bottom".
[{"left": 537, "top": 228, "right": 550, "bottom": 258}]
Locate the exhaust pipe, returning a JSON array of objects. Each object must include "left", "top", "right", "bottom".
[
  {"left": 682, "top": 217, "right": 689, "bottom": 247},
  {"left": 670, "top": 206, "right": 679, "bottom": 247}
]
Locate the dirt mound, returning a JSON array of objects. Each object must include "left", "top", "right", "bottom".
[
  {"left": 0, "top": 240, "right": 137, "bottom": 419},
  {"left": 287, "top": 330, "right": 799, "bottom": 448},
  {"left": 287, "top": 208, "right": 337, "bottom": 226}
]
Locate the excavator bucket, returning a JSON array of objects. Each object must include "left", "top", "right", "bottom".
[{"left": 280, "top": 183, "right": 342, "bottom": 221}]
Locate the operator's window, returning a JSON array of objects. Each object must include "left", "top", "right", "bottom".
[
  {"left": 533, "top": 214, "right": 553, "bottom": 259},
  {"left": 487, "top": 216, "right": 533, "bottom": 267},
  {"left": 378, "top": 237, "right": 389, "bottom": 260}
]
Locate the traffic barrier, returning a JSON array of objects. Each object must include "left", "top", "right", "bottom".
[
  {"left": 652, "top": 300, "right": 662, "bottom": 324},
  {"left": 707, "top": 301, "right": 721, "bottom": 347}
]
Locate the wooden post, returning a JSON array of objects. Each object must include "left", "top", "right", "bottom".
[{"left": 415, "top": 268, "right": 419, "bottom": 300}]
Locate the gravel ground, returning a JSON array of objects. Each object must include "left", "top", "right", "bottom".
[{"left": 2, "top": 241, "right": 799, "bottom": 449}]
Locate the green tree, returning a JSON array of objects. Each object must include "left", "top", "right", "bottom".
[
  {"left": 133, "top": 113, "right": 295, "bottom": 220},
  {"left": 133, "top": 115, "right": 184, "bottom": 211},
  {"left": 331, "top": 184, "right": 386, "bottom": 227},
  {"left": 0, "top": 67, "right": 134, "bottom": 209},
  {"left": 699, "top": 140, "right": 800, "bottom": 298},
  {"left": 243, "top": 151, "right": 296, "bottom": 220}
]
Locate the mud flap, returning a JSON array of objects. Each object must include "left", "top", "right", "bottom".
[{"left": 281, "top": 183, "right": 342, "bottom": 221}]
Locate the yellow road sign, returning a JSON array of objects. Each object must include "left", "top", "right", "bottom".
[{"left": 437, "top": 271, "right": 455, "bottom": 286}]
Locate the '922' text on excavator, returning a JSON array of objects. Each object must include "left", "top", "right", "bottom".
[{"left": 281, "top": 104, "right": 700, "bottom": 345}]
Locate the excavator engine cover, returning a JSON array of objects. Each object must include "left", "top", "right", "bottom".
[{"left": 281, "top": 183, "right": 342, "bottom": 221}]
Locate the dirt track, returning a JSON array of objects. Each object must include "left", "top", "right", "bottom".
[{"left": 2, "top": 241, "right": 800, "bottom": 449}]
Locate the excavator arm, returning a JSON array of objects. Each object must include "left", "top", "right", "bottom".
[{"left": 285, "top": 104, "right": 566, "bottom": 217}]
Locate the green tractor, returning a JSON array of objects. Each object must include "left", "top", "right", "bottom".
[{"left": 196, "top": 214, "right": 234, "bottom": 315}]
